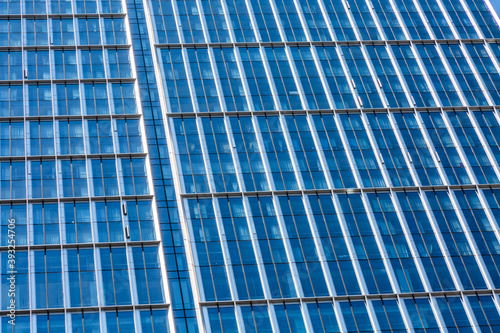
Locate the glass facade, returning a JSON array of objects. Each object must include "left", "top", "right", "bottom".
[{"left": 0, "top": 0, "right": 500, "bottom": 331}]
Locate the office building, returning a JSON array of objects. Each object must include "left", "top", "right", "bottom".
[{"left": 2, "top": 0, "right": 500, "bottom": 331}]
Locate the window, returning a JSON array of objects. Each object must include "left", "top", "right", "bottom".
[
  {"left": 84, "top": 83, "right": 109, "bottom": 115},
  {"left": 91, "top": 158, "right": 118, "bottom": 196},
  {"left": 29, "top": 121, "right": 54, "bottom": 156},
  {"left": 0, "top": 51, "right": 22, "bottom": 80},
  {"left": 112, "top": 83, "right": 137, "bottom": 114},
  {"left": 31, "top": 203, "right": 59, "bottom": 245},
  {"left": 26, "top": 50, "right": 50, "bottom": 80},
  {"left": 30, "top": 160, "right": 57, "bottom": 198},
  {"left": 100, "top": 247, "right": 131, "bottom": 305},
  {"left": 0, "top": 121, "right": 24, "bottom": 156},
  {"left": 53, "top": 50, "right": 78, "bottom": 80},
  {"left": 120, "top": 157, "right": 149, "bottom": 195},
  {"left": 51, "top": 18, "right": 74, "bottom": 45},
  {"left": 107, "top": 48, "right": 132, "bottom": 78},
  {"left": 115, "top": 119, "right": 143, "bottom": 153},
  {"left": 60, "top": 159, "right": 88, "bottom": 197},
  {"left": 25, "top": 19, "right": 48, "bottom": 46},
  {"left": 56, "top": 84, "right": 81, "bottom": 115},
  {"left": 59, "top": 120, "right": 84, "bottom": 155},
  {"left": 103, "top": 18, "right": 127, "bottom": 44},
  {"left": 34, "top": 249, "right": 63, "bottom": 309},
  {"left": 78, "top": 18, "right": 101, "bottom": 45},
  {"left": 81, "top": 49, "right": 105, "bottom": 79},
  {"left": 0, "top": 161, "right": 25, "bottom": 199},
  {"left": 95, "top": 201, "right": 123, "bottom": 242},
  {"left": 63, "top": 201, "right": 92, "bottom": 244},
  {"left": 0, "top": 19, "right": 21, "bottom": 46},
  {"left": 66, "top": 248, "right": 98, "bottom": 307},
  {"left": 88, "top": 119, "right": 114, "bottom": 154}
]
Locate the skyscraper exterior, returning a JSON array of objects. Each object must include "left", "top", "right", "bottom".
[{"left": 2, "top": 0, "right": 500, "bottom": 331}]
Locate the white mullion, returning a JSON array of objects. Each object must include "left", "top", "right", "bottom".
[
  {"left": 365, "top": 298, "right": 382, "bottom": 333},
  {"left": 456, "top": 43, "right": 495, "bottom": 106},
  {"left": 192, "top": 0, "right": 211, "bottom": 43},
  {"left": 196, "top": 117, "right": 217, "bottom": 194},
  {"left": 361, "top": 0, "right": 386, "bottom": 41},
  {"left": 359, "top": 44, "right": 390, "bottom": 108},
  {"left": 307, "top": 114, "right": 337, "bottom": 189},
  {"left": 333, "top": 113, "right": 363, "bottom": 189},
  {"left": 432, "top": 43, "right": 469, "bottom": 107},
  {"left": 300, "top": 300, "right": 314, "bottom": 333},
  {"left": 333, "top": 300, "right": 348, "bottom": 333},
  {"left": 218, "top": 0, "right": 237, "bottom": 43},
  {"left": 268, "top": 303, "right": 281, "bottom": 332},
  {"left": 428, "top": 296, "right": 450, "bottom": 333},
  {"left": 484, "top": 0, "right": 500, "bottom": 27},
  {"left": 241, "top": 0, "right": 263, "bottom": 42},
  {"left": 390, "top": 190, "right": 433, "bottom": 292},
  {"left": 241, "top": 196, "right": 272, "bottom": 299},
  {"left": 419, "top": 190, "right": 464, "bottom": 291},
  {"left": 212, "top": 197, "right": 240, "bottom": 301},
  {"left": 482, "top": 42, "right": 500, "bottom": 76},
  {"left": 312, "top": 0, "right": 337, "bottom": 41},
  {"left": 279, "top": 114, "right": 306, "bottom": 191},
  {"left": 434, "top": 0, "right": 462, "bottom": 39},
  {"left": 408, "top": 44, "right": 443, "bottom": 108},
  {"left": 263, "top": 0, "right": 288, "bottom": 42},
  {"left": 461, "top": 291, "right": 484, "bottom": 333},
  {"left": 62, "top": 248, "right": 70, "bottom": 308},
  {"left": 251, "top": 115, "right": 277, "bottom": 191},
  {"left": 386, "top": 112, "right": 421, "bottom": 186},
  {"left": 234, "top": 305, "right": 247, "bottom": 333},
  {"left": 447, "top": 190, "right": 495, "bottom": 290},
  {"left": 439, "top": 111, "right": 478, "bottom": 184},
  {"left": 290, "top": 0, "right": 313, "bottom": 42},
  {"left": 330, "top": 193, "right": 369, "bottom": 295},
  {"left": 309, "top": 45, "right": 335, "bottom": 110},
  {"left": 492, "top": 293, "right": 500, "bottom": 319},
  {"left": 223, "top": 117, "right": 247, "bottom": 192},
  {"left": 302, "top": 194, "right": 336, "bottom": 296},
  {"left": 407, "top": 0, "right": 438, "bottom": 39},
  {"left": 284, "top": 45, "right": 309, "bottom": 111},
  {"left": 233, "top": 46, "right": 256, "bottom": 112},
  {"left": 458, "top": 0, "right": 485, "bottom": 39},
  {"left": 413, "top": 111, "right": 450, "bottom": 186},
  {"left": 272, "top": 195, "right": 305, "bottom": 298},
  {"left": 305, "top": 114, "right": 334, "bottom": 189},
  {"left": 385, "top": 44, "right": 415, "bottom": 107},
  {"left": 202, "top": 307, "right": 213, "bottom": 333},
  {"left": 156, "top": 49, "right": 175, "bottom": 113},
  {"left": 340, "top": 0, "right": 363, "bottom": 41},
  {"left": 398, "top": 295, "right": 418, "bottom": 332},
  {"left": 360, "top": 192, "right": 401, "bottom": 294},
  {"left": 168, "top": 118, "right": 187, "bottom": 194},
  {"left": 259, "top": 47, "right": 283, "bottom": 112},
  {"left": 335, "top": 46, "right": 363, "bottom": 109},
  {"left": 182, "top": 48, "right": 201, "bottom": 113},
  {"left": 476, "top": 188, "right": 500, "bottom": 250},
  {"left": 134, "top": 310, "right": 144, "bottom": 333},
  {"left": 386, "top": 0, "right": 413, "bottom": 40},
  {"left": 205, "top": 47, "right": 227, "bottom": 112},
  {"left": 467, "top": 111, "right": 500, "bottom": 181},
  {"left": 167, "top": 0, "right": 184, "bottom": 43},
  {"left": 182, "top": 197, "right": 207, "bottom": 306},
  {"left": 359, "top": 112, "right": 392, "bottom": 187},
  {"left": 127, "top": 245, "right": 139, "bottom": 306}
]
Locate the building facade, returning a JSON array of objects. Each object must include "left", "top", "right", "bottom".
[{"left": 1, "top": 0, "right": 500, "bottom": 331}]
